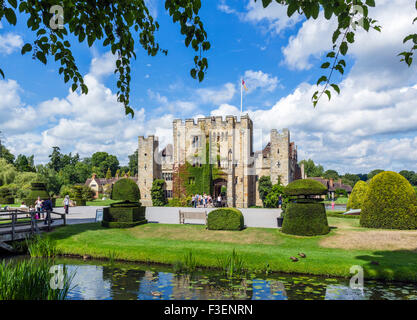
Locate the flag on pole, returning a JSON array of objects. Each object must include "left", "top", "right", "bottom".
[{"left": 242, "top": 79, "right": 248, "bottom": 91}]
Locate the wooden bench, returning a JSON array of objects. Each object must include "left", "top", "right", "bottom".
[{"left": 179, "top": 210, "right": 207, "bottom": 225}]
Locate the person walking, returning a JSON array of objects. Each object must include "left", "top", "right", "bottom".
[
  {"left": 35, "top": 197, "right": 43, "bottom": 219},
  {"left": 331, "top": 200, "right": 335, "bottom": 211},
  {"left": 63, "top": 195, "right": 70, "bottom": 215},
  {"left": 43, "top": 197, "right": 53, "bottom": 225},
  {"left": 217, "top": 194, "right": 222, "bottom": 208},
  {"left": 278, "top": 194, "right": 282, "bottom": 209}
]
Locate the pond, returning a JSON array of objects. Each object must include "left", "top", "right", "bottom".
[{"left": 27, "top": 257, "right": 417, "bottom": 300}]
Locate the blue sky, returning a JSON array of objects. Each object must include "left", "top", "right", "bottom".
[{"left": 1, "top": 0, "right": 417, "bottom": 174}]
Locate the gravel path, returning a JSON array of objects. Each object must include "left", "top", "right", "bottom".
[{"left": 55, "top": 206, "right": 282, "bottom": 228}]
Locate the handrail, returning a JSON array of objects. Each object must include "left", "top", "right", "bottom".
[{"left": 0, "top": 209, "right": 66, "bottom": 240}]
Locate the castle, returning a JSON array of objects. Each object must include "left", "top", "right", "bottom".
[{"left": 137, "top": 114, "right": 304, "bottom": 208}]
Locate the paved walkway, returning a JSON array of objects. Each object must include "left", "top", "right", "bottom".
[{"left": 55, "top": 206, "right": 282, "bottom": 229}]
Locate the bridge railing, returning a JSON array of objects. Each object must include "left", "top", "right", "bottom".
[{"left": 0, "top": 209, "right": 66, "bottom": 241}]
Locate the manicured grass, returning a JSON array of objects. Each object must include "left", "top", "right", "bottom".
[
  {"left": 323, "top": 197, "right": 348, "bottom": 204},
  {"left": 48, "top": 217, "right": 417, "bottom": 282},
  {"left": 326, "top": 211, "right": 359, "bottom": 219}
]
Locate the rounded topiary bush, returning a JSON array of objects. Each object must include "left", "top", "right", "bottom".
[
  {"left": 360, "top": 171, "right": 417, "bottom": 229},
  {"left": 111, "top": 178, "right": 140, "bottom": 202},
  {"left": 284, "top": 179, "right": 328, "bottom": 197},
  {"left": 346, "top": 180, "right": 368, "bottom": 210},
  {"left": 281, "top": 202, "right": 329, "bottom": 236},
  {"left": 282, "top": 179, "right": 329, "bottom": 236},
  {"left": 207, "top": 208, "right": 244, "bottom": 231},
  {"left": 102, "top": 178, "right": 146, "bottom": 228}
]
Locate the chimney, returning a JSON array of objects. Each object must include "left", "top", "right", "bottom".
[{"left": 329, "top": 178, "right": 334, "bottom": 189}]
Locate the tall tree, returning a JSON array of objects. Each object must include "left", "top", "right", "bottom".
[
  {"left": 367, "top": 169, "right": 384, "bottom": 180},
  {"left": 15, "top": 154, "right": 36, "bottom": 172},
  {"left": 399, "top": 170, "right": 417, "bottom": 186},
  {"left": 105, "top": 168, "right": 112, "bottom": 180},
  {"left": 323, "top": 169, "right": 340, "bottom": 180},
  {"left": 91, "top": 152, "right": 120, "bottom": 177},
  {"left": 299, "top": 159, "right": 324, "bottom": 177},
  {"left": 128, "top": 149, "right": 138, "bottom": 176},
  {"left": 0, "top": 145, "right": 15, "bottom": 164}
]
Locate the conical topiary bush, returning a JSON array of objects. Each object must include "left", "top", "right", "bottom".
[
  {"left": 102, "top": 178, "right": 147, "bottom": 228},
  {"left": 0, "top": 187, "right": 14, "bottom": 204},
  {"left": 24, "top": 181, "right": 55, "bottom": 207}
]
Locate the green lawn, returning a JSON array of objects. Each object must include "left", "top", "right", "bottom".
[
  {"left": 323, "top": 197, "right": 348, "bottom": 204},
  {"left": 48, "top": 217, "right": 417, "bottom": 282}
]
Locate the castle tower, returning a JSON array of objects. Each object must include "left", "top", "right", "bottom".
[
  {"left": 270, "top": 129, "right": 291, "bottom": 186},
  {"left": 138, "top": 135, "right": 161, "bottom": 206}
]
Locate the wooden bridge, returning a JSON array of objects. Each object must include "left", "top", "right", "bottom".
[{"left": 0, "top": 209, "right": 66, "bottom": 252}]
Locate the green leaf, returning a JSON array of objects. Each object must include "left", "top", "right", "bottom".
[
  {"left": 21, "top": 43, "right": 32, "bottom": 55},
  {"left": 317, "top": 76, "right": 327, "bottom": 86},
  {"left": 8, "top": 0, "right": 17, "bottom": 9},
  {"left": 321, "top": 62, "right": 330, "bottom": 69},
  {"left": 71, "top": 83, "right": 78, "bottom": 92},
  {"left": 287, "top": 2, "right": 299, "bottom": 17},
  {"left": 340, "top": 42, "right": 348, "bottom": 55},
  {"left": 125, "top": 106, "right": 134, "bottom": 117},
  {"left": 366, "top": 0, "right": 376, "bottom": 7},
  {"left": 346, "top": 32, "right": 355, "bottom": 44},
  {"left": 0, "top": 69, "right": 4, "bottom": 79},
  {"left": 324, "top": 90, "right": 331, "bottom": 101},
  {"left": 331, "top": 84, "right": 340, "bottom": 94},
  {"left": 4, "top": 8, "right": 17, "bottom": 25},
  {"left": 36, "top": 51, "right": 47, "bottom": 65},
  {"left": 262, "top": 0, "right": 272, "bottom": 8}
]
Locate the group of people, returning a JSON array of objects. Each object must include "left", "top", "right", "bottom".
[
  {"left": 191, "top": 194, "right": 224, "bottom": 208},
  {"left": 21, "top": 195, "right": 71, "bottom": 225}
]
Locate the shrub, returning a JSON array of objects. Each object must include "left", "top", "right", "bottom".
[
  {"left": 166, "top": 197, "right": 192, "bottom": 207},
  {"left": 207, "top": 208, "right": 244, "bottom": 231},
  {"left": 282, "top": 202, "right": 330, "bottom": 236},
  {"left": 284, "top": 179, "right": 328, "bottom": 197},
  {"left": 111, "top": 178, "right": 140, "bottom": 202},
  {"left": 264, "top": 184, "right": 290, "bottom": 209},
  {"left": 24, "top": 181, "right": 55, "bottom": 206},
  {"left": 72, "top": 185, "right": 86, "bottom": 206},
  {"left": 335, "top": 188, "right": 347, "bottom": 197},
  {"left": 102, "top": 178, "right": 146, "bottom": 228},
  {"left": 346, "top": 180, "right": 368, "bottom": 210},
  {"left": 151, "top": 179, "right": 167, "bottom": 206},
  {"left": 360, "top": 171, "right": 417, "bottom": 229},
  {"left": 0, "top": 187, "right": 14, "bottom": 204}
]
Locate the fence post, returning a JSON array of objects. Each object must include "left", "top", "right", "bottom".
[{"left": 11, "top": 210, "right": 15, "bottom": 241}]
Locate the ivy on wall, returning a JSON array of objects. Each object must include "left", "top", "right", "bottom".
[{"left": 173, "top": 141, "right": 225, "bottom": 198}]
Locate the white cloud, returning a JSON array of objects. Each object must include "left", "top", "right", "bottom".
[
  {"left": 197, "top": 83, "right": 236, "bottom": 105},
  {"left": 243, "top": 70, "right": 279, "bottom": 92},
  {"left": 0, "top": 32, "right": 23, "bottom": 55}
]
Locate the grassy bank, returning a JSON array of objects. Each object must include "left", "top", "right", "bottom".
[{"left": 47, "top": 217, "right": 417, "bottom": 283}]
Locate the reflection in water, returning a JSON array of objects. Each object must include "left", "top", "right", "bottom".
[{"left": 58, "top": 258, "right": 417, "bottom": 301}]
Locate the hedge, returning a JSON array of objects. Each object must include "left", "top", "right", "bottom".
[
  {"left": 101, "top": 220, "right": 148, "bottom": 228},
  {"left": 207, "top": 208, "right": 244, "bottom": 231},
  {"left": 282, "top": 202, "right": 330, "bottom": 236},
  {"left": 360, "top": 171, "right": 417, "bottom": 229},
  {"left": 284, "top": 179, "right": 328, "bottom": 197},
  {"left": 346, "top": 180, "right": 368, "bottom": 210},
  {"left": 111, "top": 178, "right": 140, "bottom": 202}
]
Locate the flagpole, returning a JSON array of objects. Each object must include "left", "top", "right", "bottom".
[{"left": 240, "top": 77, "right": 243, "bottom": 114}]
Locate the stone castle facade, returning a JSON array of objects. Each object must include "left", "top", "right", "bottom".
[{"left": 138, "top": 114, "right": 304, "bottom": 208}]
